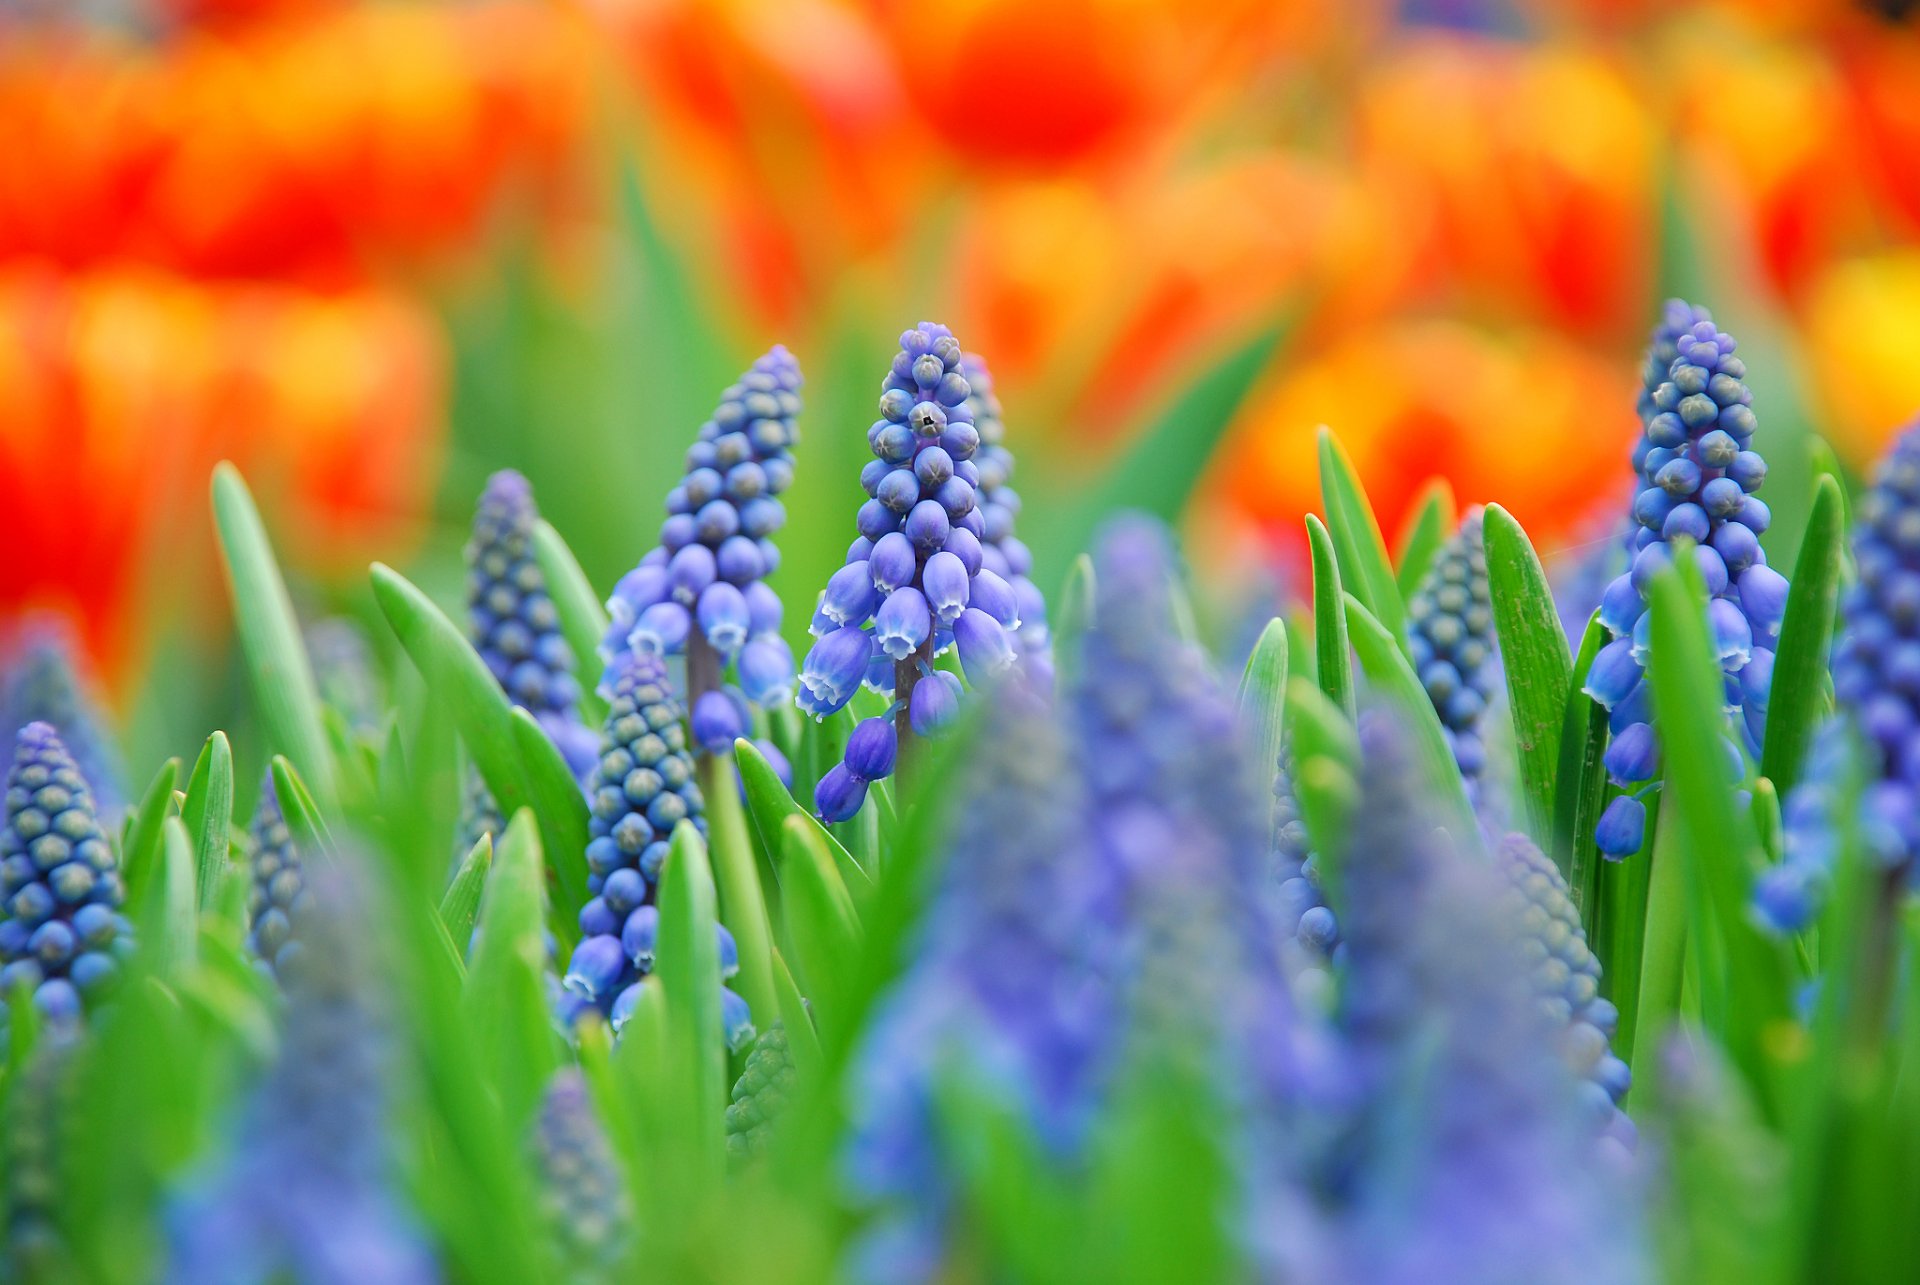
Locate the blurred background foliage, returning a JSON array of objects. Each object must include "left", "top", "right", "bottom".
[{"left": 2, "top": 0, "right": 1918, "bottom": 785}]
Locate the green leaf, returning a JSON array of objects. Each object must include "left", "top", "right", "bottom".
[
  {"left": 119, "top": 756, "right": 179, "bottom": 907},
  {"left": 1761, "top": 474, "right": 1844, "bottom": 798},
  {"left": 655, "top": 819, "right": 728, "bottom": 1199},
  {"left": 1281, "top": 677, "right": 1360, "bottom": 913},
  {"left": 1393, "top": 477, "right": 1456, "bottom": 601},
  {"left": 778, "top": 814, "right": 862, "bottom": 1042},
  {"left": 438, "top": 832, "right": 493, "bottom": 948},
  {"left": 211, "top": 463, "right": 335, "bottom": 806},
  {"left": 179, "top": 731, "right": 234, "bottom": 912},
  {"left": 1306, "top": 514, "right": 1355, "bottom": 719},
  {"left": 140, "top": 817, "right": 199, "bottom": 984},
  {"left": 698, "top": 751, "right": 777, "bottom": 1035},
  {"left": 1235, "top": 619, "right": 1289, "bottom": 839},
  {"left": 530, "top": 517, "right": 610, "bottom": 728},
  {"left": 734, "top": 737, "right": 871, "bottom": 898},
  {"left": 1318, "top": 427, "right": 1405, "bottom": 648},
  {"left": 1027, "top": 320, "right": 1291, "bottom": 591},
  {"left": 1643, "top": 563, "right": 1794, "bottom": 1103},
  {"left": 506, "top": 706, "right": 592, "bottom": 934},
  {"left": 768, "top": 947, "right": 822, "bottom": 1079},
  {"left": 269, "top": 755, "right": 335, "bottom": 857},
  {"left": 1553, "top": 613, "right": 1613, "bottom": 911},
  {"left": 1484, "top": 503, "right": 1574, "bottom": 842},
  {"left": 1344, "top": 593, "right": 1476, "bottom": 839},
  {"left": 1052, "top": 553, "right": 1096, "bottom": 690},
  {"left": 462, "top": 809, "right": 559, "bottom": 1128}
]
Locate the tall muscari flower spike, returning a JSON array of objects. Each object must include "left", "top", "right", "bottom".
[
  {"left": 1, "top": 614, "right": 123, "bottom": 817},
  {"left": 1584, "top": 301, "right": 1787, "bottom": 859},
  {"left": 601, "top": 347, "right": 803, "bottom": 739},
  {"left": 558, "top": 652, "right": 752, "bottom": 1050},
  {"left": 1315, "top": 710, "right": 1644, "bottom": 1285},
  {"left": 168, "top": 860, "right": 438, "bottom": 1285},
  {"left": 532, "top": 1069, "right": 634, "bottom": 1281},
  {"left": 1755, "top": 418, "right": 1920, "bottom": 933},
  {"left": 726, "top": 1021, "right": 797, "bottom": 1163},
  {"left": 799, "top": 323, "right": 1032, "bottom": 824},
  {"left": 0, "top": 722, "right": 131, "bottom": 1036},
  {"left": 244, "top": 772, "right": 306, "bottom": 980},
  {"left": 960, "top": 353, "right": 1049, "bottom": 666},
  {"left": 1407, "top": 507, "right": 1499, "bottom": 790},
  {"left": 464, "top": 469, "right": 598, "bottom": 837}
]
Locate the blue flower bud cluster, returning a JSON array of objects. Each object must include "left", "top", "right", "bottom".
[
  {"left": 961, "top": 353, "right": 1050, "bottom": 669},
  {"left": 725, "top": 1021, "right": 797, "bottom": 1162},
  {"left": 1494, "top": 832, "right": 1633, "bottom": 1149},
  {"left": 600, "top": 347, "right": 803, "bottom": 730},
  {"left": 1317, "top": 711, "right": 1642, "bottom": 1283},
  {"left": 168, "top": 860, "right": 438, "bottom": 1285},
  {"left": 467, "top": 469, "right": 599, "bottom": 781},
  {"left": 0, "top": 722, "right": 131, "bottom": 1037},
  {"left": 1585, "top": 302, "right": 1787, "bottom": 859},
  {"left": 305, "top": 617, "right": 386, "bottom": 737},
  {"left": 1407, "top": 508, "right": 1499, "bottom": 788},
  {"left": 799, "top": 323, "right": 1030, "bottom": 823},
  {"left": 558, "top": 653, "right": 753, "bottom": 1051},
  {"left": 1756, "top": 419, "right": 1920, "bottom": 933},
  {"left": 533, "top": 1069, "right": 633, "bottom": 1281},
  {"left": 244, "top": 773, "right": 306, "bottom": 980},
  {"left": 1, "top": 614, "right": 123, "bottom": 817}
]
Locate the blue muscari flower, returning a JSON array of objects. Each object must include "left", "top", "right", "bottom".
[
  {"left": 532, "top": 1069, "right": 633, "bottom": 1281},
  {"left": 245, "top": 772, "right": 307, "bottom": 980},
  {"left": 1313, "top": 710, "right": 1645, "bottom": 1285},
  {"left": 559, "top": 653, "right": 749, "bottom": 1046},
  {"left": 601, "top": 348, "right": 802, "bottom": 718},
  {"left": 1758, "top": 418, "right": 1920, "bottom": 932},
  {"left": 1, "top": 614, "right": 124, "bottom": 818},
  {"left": 466, "top": 470, "right": 598, "bottom": 781},
  {"left": 798, "top": 325, "right": 1047, "bottom": 823},
  {"left": 0, "top": 722, "right": 130, "bottom": 1038},
  {"left": 1586, "top": 301, "right": 1785, "bottom": 858},
  {"left": 169, "top": 860, "right": 439, "bottom": 1285},
  {"left": 1406, "top": 508, "right": 1499, "bottom": 788}
]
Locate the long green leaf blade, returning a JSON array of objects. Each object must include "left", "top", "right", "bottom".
[
  {"left": 698, "top": 751, "right": 776, "bottom": 1034},
  {"left": 120, "top": 756, "right": 179, "bottom": 907},
  {"left": 439, "top": 832, "right": 493, "bottom": 948},
  {"left": 1344, "top": 593, "right": 1476, "bottom": 839},
  {"left": 180, "top": 731, "right": 234, "bottom": 912},
  {"left": 1761, "top": 474, "right": 1844, "bottom": 797},
  {"left": 734, "top": 737, "right": 871, "bottom": 896},
  {"left": 1318, "top": 427, "right": 1405, "bottom": 647},
  {"left": 1235, "top": 619, "right": 1289, "bottom": 836},
  {"left": 1484, "top": 503, "right": 1574, "bottom": 842},
  {"left": 531, "top": 517, "right": 611, "bottom": 728},
  {"left": 1393, "top": 478, "right": 1455, "bottom": 601},
  {"left": 655, "top": 818, "right": 727, "bottom": 1199},
  {"left": 506, "top": 706, "right": 592, "bottom": 933},
  {"left": 463, "top": 809, "right": 558, "bottom": 1129},
  {"left": 1306, "top": 514, "right": 1354, "bottom": 719}
]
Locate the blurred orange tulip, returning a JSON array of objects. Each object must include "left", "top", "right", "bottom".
[
  {"left": 1801, "top": 248, "right": 1920, "bottom": 469},
  {"left": 1355, "top": 36, "right": 1656, "bottom": 341},
  {"left": 1836, "top": 27, "right": 1920, "bottom": 243},
  {"left": 1219, "top": 318, "right": 1634, "bottom": 563},
  {"left": 0, "top": 267, "right": 443, "bottom": 685}
]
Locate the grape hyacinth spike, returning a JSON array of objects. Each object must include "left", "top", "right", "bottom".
[
  {"left": 1583, "top": 300, "right": 1786, "bottom": 859},
  {"left": 244, "top": 770, "right": 307, "bottom": 981},
  {"left": 1, "top": 614, "right": 124, "bottom": 817},
  {"left": 1407, "top": 507, "right": 1500, "bottom": 791},
  {"left": 0, "top": 721, "right": 130, "bottom": 1037},
  {"left": 797, "top": 324, "right": 1042, "bottom": 823}
]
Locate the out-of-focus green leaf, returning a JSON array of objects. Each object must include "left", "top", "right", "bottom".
[
  {"left": 1235, "top": 619, "right": 1289, "bottom": 837},
  {"left": 700, "top": 751, "right": 776, "bottom": 1033},
  {"left": 507, "top": 706, "right": 591, "bottom": 934},
  {"left": 1052, "top": 553, "right": 1096, "bottom": 690},
  {"left": 120, "top": 756, "right": 179, "bottom": 907},
  {"left": 1306, "top": 514, "right": 1355, "bottom": 719},
  {"left": 269, "top": 755, "right": 335, "bottom": 857},
  {"left": 735, "top": 737, "right": 871, "bottom": 899},
  {"left": 655, "top": 819, "right": 727, "bottom": 1200},
  {"left": 531, "top": 517, "right": 611, "bottom": 728},
  {"left": 1393, "top": 477, "right": 1455, "bottom": 603},
  {"left": 211, "top": 462, "right": 336, "bottom": 806},
  {"left": 179, "top": 731, "right": 234, "bottom": 912},
  {"left": 778, "top": 815, "right": 862, "bottom": 1041},
  {"left": 1283, "top": 677, "right": 1359, "bottom": 910},
  {"left": 1762, "top": 475, "right": 1844, "bottom": 799},
  {"left": 769, "top": 947, "right": 822, "bottom": 1079},
  {"left": 1319, "top": 427, "right": 1406, "bottom": 649},
  {"left": 1600, "top": 796, "right": 1658, "bottom": 1070},
  {"left": 1485, "top": 503, "right": 1574, "bottom": 843},
  {"left": 139, "top": 817, "right": 199, "bottom": 984},
  {"left": 1554, "top": 613, "right": 1612, "bottom": 901},
  {"left": 1344, "top": 593, "right": 1476, "bottom": 839},
  {"left": 463, "top": 809, "right": 558, "bottom": 1129},
  {"left": 439, "top": 831, "right": 493, "bottom": 948}
]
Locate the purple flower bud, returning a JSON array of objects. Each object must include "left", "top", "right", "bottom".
[
  {"left": 909, "top": 670, "right": 962, "bottom": 737},
  {"left": 943, "top": 526, "right": 984, "bottom": 577},
  {"left": 922, "top": 551, "right": 971, "bottom": 627},
  {"left": 722, "top": 986, "right": 756, "bottom": 1052},
  {"left": 744, "top": 581, "right": 782, "bottom": 636},
  {"left": 1662, "top": 501, "right": 1709, "bottom": 543},
  {"left": 609, "top": 982, "right": 643, "bottom": 1033},
  {"left": 875, "top": 587, "right": 933, "bottom": 661},
  {"left": 738, "top": 635, "right": 795, "bottom": 707},
  {"left": 1709, "top": 597, "right": 1754, "bottom": 667},
  {"left": 798, "top": 627, "right": 873, "bottom": 718},
  {"left": 870, "top": 531, "right": 917, "bottom": 594},
  {"left": 607, "top": 565, "right": 668, "bottom": 631},
  {"left": 696, "top": 582, "right": 750, "bottom": 656},
  {"left": 660, "top": 512, "right": 696, "bottom": 552},
  {"left": 1604, "top": 721, "right": 1660, "bottom": 784},
  {"left": 1583, "top": 639, "right": 1641, "bottom": 708},
  {"left": 953, "top": 608, "right": 1014, "bottom": 685},
  {"left": 814, "top": 762, "right": 869, "bottom": 823},
  {"left": 858, "top": 498, "right": 901, "bottom": 540},
  {"left": 845, "top": 716, "right": 899, "bottom": 781},
  {"left": 1630, "top": 542, "right": 1672, "bottom": 593},
  {"left": 1737, "top": 564, "right": 1789, "bottom": 641},
  {"left": 905, "top": 499, "right": 950, "bottom": 551},
  {"left": 716, "top": 535, "right": 765, "bottom": 585},
  {"left": 1596, "top": 794, "right": 1646, "bottom": 859},
  {"left": 1734, "top": 495, "right": 1772, "bottom": 533},
  {"left": 966, "top": 568, "right": 1021, "bottom": 630},
  {"left": 630, "top": 602, "right": 690, "bottom": 656},
  {"left": 622, "top": 905, "right": 660, "bottom": 968},
  {"left": 692, "top": 690, "right": 746, "bottom": 755},
  {"left": 564, "top": 935, "right": 627, "bottom": 999},
  {"left": 877, "top": 468, "right": 920, "bottom": 513},
  {"left": 823, "top": 561, "right": 881, "bottom": 628},
  {"left": 914, "top": 446, "right": 954, "bottom": 488},
  {"left": 1599, "top": 573, "right": 1642, "bottom": 636},
  {"left": 668, "top": 543, "right": 717, "bottom": 604},
  {"left": 1694, "top": 544, "right": 1730, "bottom": 596}
]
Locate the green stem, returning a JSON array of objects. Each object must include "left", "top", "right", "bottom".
[{"left": 1635, "top": 808, "right": 1689, "bottom": 1061}]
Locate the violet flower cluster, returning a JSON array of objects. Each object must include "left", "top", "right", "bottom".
[
  {"left": 1, "top": 614, "right": 123, "bottom": 817},
  {"left": 559, "top": 652, "right": 752, "bottom": 1050},
  {"left": 800, "top": 323, "right": 1031, "bottom": 823},
  {"left": 600, "top": 347, "right": 804, "bottom": 751},
  {"left": 1756, "top": 418, "right": 1920, "bottom": 932},
  {"left": 244, "top": 772, "right": 307, "bottom": 981},
  {"left": 1585, "top": 301, "right": 1787, "bottom": 858},
  {"left": 1407, "top": 508, "right": 1499, "bottom": 791},
  {"left": 0, "top": 721, "right": 131, "bottom": 1036},
  {"left": 532, "top": 1069, "right": 633, "bottom": 1281}
]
